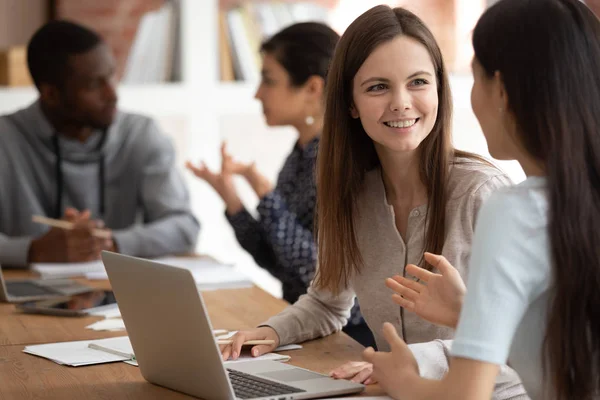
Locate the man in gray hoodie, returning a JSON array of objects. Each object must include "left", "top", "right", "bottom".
[{"left": 0, "top": 21, "right": 200, "bottom": 266}]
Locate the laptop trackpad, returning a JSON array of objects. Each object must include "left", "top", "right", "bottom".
[{"left": 259, "top": 369, "right": 324, "bottom": 383}]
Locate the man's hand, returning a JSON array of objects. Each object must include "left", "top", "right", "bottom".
[{"left": 28, "top": 209, "right": 114, "bottom": 263}]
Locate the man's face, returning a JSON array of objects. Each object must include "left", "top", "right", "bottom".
[{"left": 56, "top": 43, "right": 118, "bottom": 130}]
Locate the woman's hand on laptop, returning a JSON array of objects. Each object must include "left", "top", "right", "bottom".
[
  {"left": 329, "top": 361, "right": 377, "bottom": 385},
  {"left": 220, "top": 326, "right": 280, "bottom": 361}
]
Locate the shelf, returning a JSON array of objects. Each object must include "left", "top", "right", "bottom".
[
  {"left": 0, "top": 81, "right": 264, "bottom": 118},
  {"left": 214, "top": 81, "right": 261, "bottom": 114}
]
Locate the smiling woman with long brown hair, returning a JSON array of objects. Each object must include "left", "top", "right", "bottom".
[{"left": 220, "top": 5, "right": 525, "bottom": 398}]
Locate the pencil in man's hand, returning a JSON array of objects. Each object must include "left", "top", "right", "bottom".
[{"left": 32, "top": 215, "right": 112, "bottom": 239}]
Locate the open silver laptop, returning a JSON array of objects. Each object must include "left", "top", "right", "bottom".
[
  {"left": 0, "top": 265, "right": 91, "bottom": 303},
  {"left": 101, "top": 251, "right": 364, "bottom": 400}
]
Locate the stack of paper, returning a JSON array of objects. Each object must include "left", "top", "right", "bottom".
[
  {"left": 156, "top": 257, "right": 253, "bottom": 291},
  {"left": 88, "top": 306, "right": 121, "bottom": 319},
  {"left": 31, "top": 260, "right": 104, "bottom": 279},
  {"left": 23, "top": 338, "right": 130, "bottom": 367},
  {"left": 31, "top": 257, "right": 253, "bottom": 291},
  {"left": 85, "top": 319, "right": 125, "bottom": 332}
]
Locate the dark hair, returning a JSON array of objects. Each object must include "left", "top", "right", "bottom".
[
  {"left": 314, "top": 5, "right": 487, "bottom": 292},
  {"left": 474, "top": 0, "right": 600, "bottom": 398},
  {"left": 260, "top": 22, "right": 339, "bottom": 86},
  {"left": 27, "top": 20, "right": 103, "bottom": 89}
]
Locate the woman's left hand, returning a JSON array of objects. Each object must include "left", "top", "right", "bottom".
[
  {"left": 362, "top": 323, "right": 419, "bottom": 399},
  {"left": 386, "top": 252, "right": 466, "bottom": 329},
  {"left": 218, "top": 141, "right": 273, "bottom": 198},
  {"left": 243, "top": 164, "right": 274, "bottom": 199}
]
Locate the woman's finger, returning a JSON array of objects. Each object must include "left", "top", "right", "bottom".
[
  {"left": 363, "top": 376, "right": 378, "bottom": 385},
  {"left": 330, "top": 362, "right": 366, "bottom": 379},
  {"left": 185, "top": 161, "right": 207, "bottom": 177},
  {"left": 395, "top": 275, "right": 425, "bottom": 293},
  {"left": 229, "top": 333, "right": 249, "bottom": 360},
  {"left": 391, "top": 294, "right": 416, "bottom": 310},
  {"left": 386, "top": 278, "right": 419, "bottom": 303},
  {"left": 250, "top": 343, "right": 275, "bottom": 357},
  {"left": 405, "top": 263, "right": 436, "bottom": 282},
  {"left": 350, "top": 365, "right": 373, "bottom": 383},
  {"left": 220, "top": 343, "right": 232, "bottom": 361},
  {"left": 423, "top": 252, "right": 455, "bottom": 275}
]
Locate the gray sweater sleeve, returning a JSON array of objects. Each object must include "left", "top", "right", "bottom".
[
  {"left": 112, "top": 124, "right": 199, "bottom": 257},
  {"left": 262, "top": 283, "right": 355, "bottom": 346},
  {"left": 0, "top": 235, "right": 33, "bottom": 267},
  {"left": 0, "top": 143, "right": 32, "bottom": 267}
]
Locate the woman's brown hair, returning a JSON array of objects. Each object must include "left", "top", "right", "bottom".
[
  {"left": 473, "top": 0, "right": 600, "bottom": 398},
  {"left": 314, "top": 5, "right": 483, "bottom": 292}
]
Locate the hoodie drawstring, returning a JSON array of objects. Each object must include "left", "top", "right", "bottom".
[
  {"left": 51, "top": 130, "right": 107, "bottom": 219},
  {"left": 51, "top": 134, "right": 63, "bottom": 219}
]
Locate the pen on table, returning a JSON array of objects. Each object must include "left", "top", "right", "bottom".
[
  {"left": 88, "top": 343, "right": 135, "bottom": 360},
  {"left": 32, "top": 215, "right": 112, "bottom": 239},
  {"left": 216, "top": 339, "right": 275, "bottom": 345}
]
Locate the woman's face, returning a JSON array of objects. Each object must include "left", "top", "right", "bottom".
[
  {"left": 254, "top": 53, "right": 311, "bottom": 127},
  {"left": 351, "top": 35, "right": 439, "bottom": 156}
]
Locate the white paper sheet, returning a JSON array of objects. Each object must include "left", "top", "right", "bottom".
[
  {"left": 87, "top": 336, "right": 291, "bottom": 366},
  {"left": 85, "top": 319, "right": 126, "bottom": 331},
  {"left": 23, "top": 339, "right": 129, "bottom": 366},
  {"left": 88, "top": 306, "right": 122, "bottom": 319},
  {"left": 88, "top": 336, "right": 134, "bottom": 358},
  {"left": 32, "top": 260, "right": 105, "bottom": 279},
  {"left": 79, "top": 257, "right": 253, "bottom": 291}
]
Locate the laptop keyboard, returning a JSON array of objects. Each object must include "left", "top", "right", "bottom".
[
  {"left": 227, "top": 369, "right": 306, "bottom": 399},
  {"left": 6, "top": 281, "right": 55, "bottom": 297}
]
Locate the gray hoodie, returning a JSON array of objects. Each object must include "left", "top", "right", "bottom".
[{"left": 0, "top": 101, "right": 200, "bottom": 266}]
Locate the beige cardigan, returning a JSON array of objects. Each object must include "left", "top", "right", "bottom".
[{"left": 264, "top": 160, "right": 528, "bottom": 399}]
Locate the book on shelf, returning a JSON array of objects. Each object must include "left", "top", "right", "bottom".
[
  {"left": 220, "top": 1, "right": 330, "bottom": 82},
  {"left": 0, "top": 47, "right": 32, "bottom": 87},
  {"left": 226, "top": 7, "right": 261, "bottom": 82},
  {"left": 219, "top": 10, "right": 236, "bottom": 81},
  {"left": 122, "top": 0, "right": 180, "bottom": 84}
]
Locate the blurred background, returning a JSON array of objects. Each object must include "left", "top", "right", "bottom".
[{"left": 1, "top": 0, "right": 597, "bottom": 297}]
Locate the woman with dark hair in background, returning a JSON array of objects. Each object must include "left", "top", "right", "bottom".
[
  {"left": 372, "top": 0, "right": 600, "bottom": 399},
  {"left": 186, "top": 22, "right": 374, "bottom": 347},
  {"left": 219, "top": 6, "right": 526, "bottom": 399}
]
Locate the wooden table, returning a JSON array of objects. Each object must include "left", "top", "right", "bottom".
[{"left": 0, "top": 270, "right": 383, "bottom": 399}]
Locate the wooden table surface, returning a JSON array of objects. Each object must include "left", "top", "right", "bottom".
[{"left": 0, "top": 269, "right": 383, "bottom": 399}]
